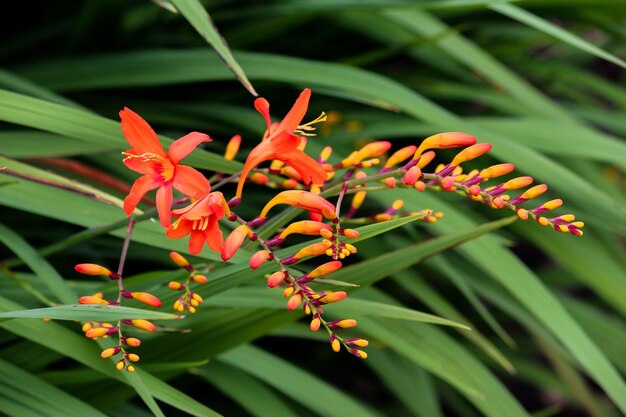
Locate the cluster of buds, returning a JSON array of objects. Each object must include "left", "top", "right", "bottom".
[
  {"left": 167, "top": 251, "right": 208, "bottom": 313},
  {"left": 75, "top": 263, "right": 161, "bottom": 372},
  {"left": 97, "top": 87, "right": 583, "bottom": 368}
]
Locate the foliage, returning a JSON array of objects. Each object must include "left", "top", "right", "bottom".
[{"left": 0, "top": 1, "right": 625, "bottom": 416}]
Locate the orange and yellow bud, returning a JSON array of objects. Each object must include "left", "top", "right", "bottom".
[
  {"left": 260, "top": 191, "right": 337, "bottom": 220},
  {"left": 520, "top": 184, "right": 548, "bottom": 200},
  {"left": 283, "top": 286, "right": 295, "bottom": 298},
  {"left": 384, "top": 177, "right": 396, "bottom": 188},
  {"left": 224, "top": 135, "right": 241, "bottom": 160},
  {"left": 221, "top": 224, "right": 251, "bottom": 261},
  {"left": 503, "top": 176, "right": 533, "bottom": 190},
  {"left": 403, "top": 165, "right": 421, "bottom": 186},
  {"left": 250, "top": 250, "right": 270, "bottom": 270},
  {"left": 124, "top": 338, "right": 141, "bottom": 347},
  {"left": 290, "top": 243, "right": 328, "bottom": 261},
  {"left": 342, "top": 228, "right": 360, "bottom": 239},
  {"left": 267, "top": 271, "right": 286, "bottom": 288},
  {"left": 480, "top": 163, "right": 515, "bottom": 179},
  {"left": 351, "top": 191, "right": 367, "bottom": 210},
  {"left": 308, "top": 261, "right": 342, "bottom": 279},
  {"left": 279, "top": 220, "right": 333, "bottom": 239},
  {"left": 287, "top": 294, "right": 303, "bottom": 310},
  {"left": 352, "top": 349, "right": 368, "bottom": 359},
  {"left": 328, "top": 319, "right": 357, "bottom": 329},
  {"left": 168, "top": 281, "right": 184, "bottom": 290},
  {"left": 129, "top": 319, "right": 156, "bottom": 332},
  {"left": 310, "top": 317, "right": 321, "bottom": 331},
  {"left": 79, "top": 296, "right": 110, "bottom": 305},
  {"left": 126, "top": 353, "right": 140, "bottom": 362},
  {"left": 131, "top": 292, "right": 162, "bottom": 308},
  {"left": 75, "top": 263, "right": 112, "bottom": 277},
  {"left": 169, "top": 252, "right": 190, "bottom": 269},
  {"left": 116, "top": 360, "right": 126, "bottom": 371},
  {"left": 414, "top": 132, "right": 476, "bottom": 159},
  {"left": 319, "top": 146, "right": 333, "bottom": 162},
  {"left": 441, "top": 177, "right": 455, "bottom": 191},
  {"left": 250, "top": 172, "right": 269, "bottom": 185},
  {"left": 417, "top": 151, "right": 436, "bottom": 168},
  {"left": 517, "top": 208, "right": 529, "bottom": 220},
  {"left": 450, "top": 143, "right": 492, "bottom": 166},
  {"left": 330, "top": 335, "right": 341, "bottom": 352},
  {"left": 126, "top": 365, "right": 136, "bottom": 373},
  {"left": 384, "top": 145, "right": 417, "bottom": 169},
  {"left": 319, "top": 291, "right": 347, "bottom": 304},
  {"left": 342, "top": 141, "right": 391, "bottom": 166},
  {"left": 101, "top": 347, "right": 121, "bottom": 358},
  {"left": 191, "top": 274, "right": 208, "bottom": 284}
]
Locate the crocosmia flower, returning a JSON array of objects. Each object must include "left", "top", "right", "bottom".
[
  {"left": 235, "top": 88, "right": 328, "bottom": 198},
  {"left": 165, "top": 192, "right": 229, "bottom": 254},
  {"left": 120, "top": 107, "right": 211, "bottom": 226}
]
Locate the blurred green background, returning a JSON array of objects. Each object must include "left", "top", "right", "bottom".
[{"left": 1, "top": 1, "right": 626, "bottom": 416}]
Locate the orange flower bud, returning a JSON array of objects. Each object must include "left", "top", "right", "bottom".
[
  {"left": 127, "top": 353, "right": 140, "bottom": 362},
  {"left": 79, "top": 296, "right": 110, "bottom": 305},
  {"left": 414, "top": 132, "right": 476, "bottom": 159},
  {"left": 330, "top": 335, "right": 341, "bottom": 352},
  {"left": 85, "top": 327, "right": 109, "bottom": 338},
  {"left": 351, "top": 191, "right": 367, "bottom": 209},
  {"left": 414, "top": 181, "right": 426, "bottom": 192},
  {"left": 517, "top": 209, "right": 528, "bottom": 220},
  {"left": 282, "top": 179, "right": 299, "bottom": 189},
  {"left": 287, "top": 294, "right": 303, "bottom": 310},
  {"left": 191, "top": 274, "right": 208, "bottom": 284},
  {"left": 343, "top": 141, "right": 391, "bottom": 166},
  {"left": 221, "top": 224, "right": 250, "bottom": 261},
  {"left": 126, "top": 365, "right": 136, "bottom": 373},
  {"left": 384, "top": 177, "right": 396, "bottom": 188},
  {"left": 279, "top": 220, "right": 333, "bottom": 239},
  {"left": 520, "top": 184, "right": 548, "bottom": 200},
  {"left": 417, "top": 151, "right": 436, "bottom": 168},
  {"left": 283, "top": 286, "right": 295, "bottom": 298},
  {"left": 130, "top": 319, "right": 156, "bottom": 332},
  {"left": 352, "top": 349, "right": 368, "bottom": 359},
  {"left": 320, "top": 228, "right": 334, "bottom": 238},
  {"left": 310, "top": 317, "right": 321, "bottom": 332},
  {"left": 290, "top": 243, "right": 328, "bottom": 261},
  {"left": 375, "top": 213, "right": 392, "bottom": 222},
  {"left": 224, "top": 134, "right": 241, "bottom": 161},
  {"left": 131, "top": 292, "right": 162, "bottom": 308},
  {"left": 384, "top": 145, "right": 417, "bottom": 169},
  {"left": 403, "top": 166, "right": 421, "bottom": 185},
  {"left": 250, "top": 172, "right": 269, "bottom": 185},
  {"left": 124, "top": 337, "right": 141, "bottom": 347},
  {"left": 116, "top": 360, "right": 126, "bottom": 371},
  {"left": 469, "top": 185, "right": 481, "bottom": 196},
  {"left": 441, "top": 177, "right": 455, "bottom": 191},
  {"left": 168, "top": 281, "right": 184, "bottom": 290},
  {"left": 101, "top": 347, "right": 120, "bottom": 358},
  {"left": 267, "top": 271, "right": 286, "bottom": 288},
  {"left": 169, "top": 252, "right": 190, "bottom": 269},
  {"left": 480, "top": 163, "right": 515, "bottom": 179},
  {"left": 538, "top": 217, "right": 550, "bottom": 226},
  {"left": 450, "top": 143, "right": 492, "bottom": 166},
  {"left": 75, "top": 263, "right": 112, "bottom": 277},
  {"left": 260, "top": 191, "right": 337, "bottom": 220},
  {"left": 492, "top": 197, "right": 505, "bottom": 208},
  {"left": 308, "top": 261, "right": 342, "bottom": 279},
  {"left": 342, "top": 228, "right": 360, "bottom": 239},
  {"left": 319, "top": 291, "right": 347, "bottom": 304},
  {"left": 250, "top": 250, "right": 269, "bottom": 270},
  {"left": 503, "top": 176, "right": 533, "bottom": 190}
]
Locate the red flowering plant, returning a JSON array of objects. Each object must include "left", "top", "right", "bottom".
[{"left": 69, "top": 88, "right": 583, "bottom": 371}]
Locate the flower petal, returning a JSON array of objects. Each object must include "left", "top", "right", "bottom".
[
  {"left": 254, "top": 98, "right": 272, "bottom": 131},
  {"left": 276, "top": 88, "right": 311, "bottom": 133},
  {"left": 168, "top": 132, "right": 211, "bottom": 164},
  {"left": 204, "top": 217, "right": 224, "bottom": 252},
  {"left": 172, "top": 165, "right": 211, "bottom": 198},
  {"left": 123, "top": 175, "right": 160, "bottom": 216},
  {"left": 165, "top": 219, "right": 193, "bottom": 239},
  {"left": 280, "top": 150, "right": 327, "bottom": 185},
  {"left": 156, "top": 184, "right": 173, "bottom": 227},
  {"left": 119, "top": 108, "right": 166, "bottom": 156},
  {"left": 188, "top": 230, "right": 206, "bottom": 255}
]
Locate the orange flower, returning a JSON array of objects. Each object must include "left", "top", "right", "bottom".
[
  {"left": 235, "top": 89, "right": 327, "bottom": 198},
  {"left": 120, "top": 108, "right": 211, "bottom": 226},
  {"left": 166, "top": 192, "right": 229, "bottom": 254}
]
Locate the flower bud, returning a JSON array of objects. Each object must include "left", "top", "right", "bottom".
[
  {"left": 130, "top": 292, "right": 162, "bottom": 308},
  {"left": 169, "top": 252, "right": 190, "bottom": 269},
  {"left": 101, "top": 347, "right": 121, "bottom": 358},
  {"left": 129, "top": 319, "right": 156, "bottom": 332},
  {"left": 287, "top": 294, "right": 303, "bottom": 310},
  {"left": 250, "top": 250, "right": 270, "bottom": 270},
  {"left": 75, "top": 263, "right": 113, "bottom": 278},
  {"left": 191, "top": 274, "right": 208, "bottom": 284},
  {"left": 224, "top": 135, "right": 241, "bottom": 161},
  {"left": 268, "top": 271, "right": 286, "bottom": 288}
]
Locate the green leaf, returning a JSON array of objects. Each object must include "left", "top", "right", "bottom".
[
  {"left": 490, "top": 3, "right": 626, "bottom": 70},
  {"left": 168, "top": 0, "right": 257, "bottom": 95},
  {"left": 218, "top": 345, "right": 383, "bottom": 417},
  {"left": 0, "top": 304, "right": 181, "bottom": 322},
  {"left": 0, "top": 358, "right": 107, "bottom": 417}
]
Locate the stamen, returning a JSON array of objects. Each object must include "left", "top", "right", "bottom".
[{"left": 295, "top": 112, "right": 327, "bottom": 136}]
